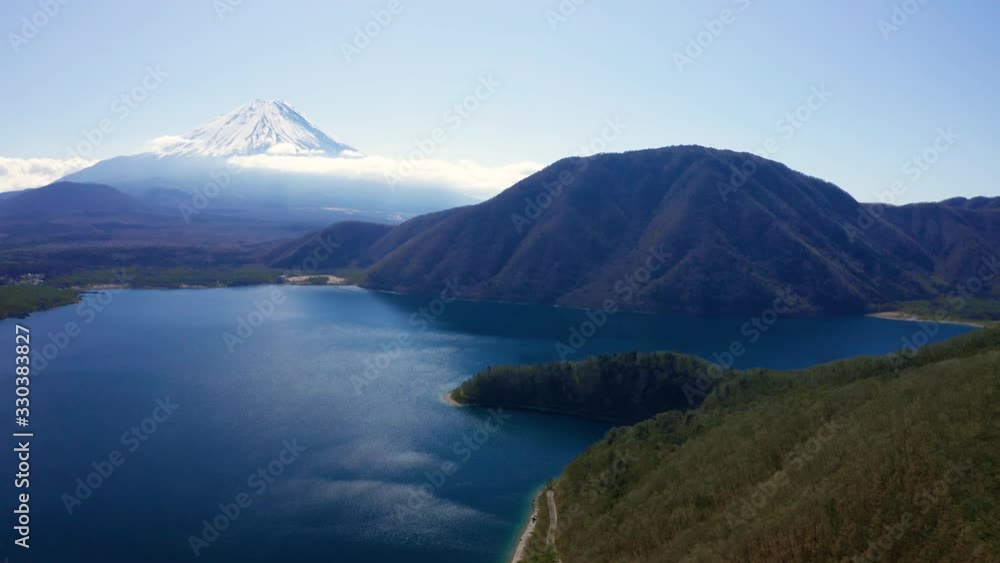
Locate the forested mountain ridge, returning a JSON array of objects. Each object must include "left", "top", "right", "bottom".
[{"left": 276, "top": 145, "right": 1000, "bottom": 316}]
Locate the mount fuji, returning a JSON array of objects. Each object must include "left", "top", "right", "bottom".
[
  {"left": 61, "top": 100, "right": 473, "bottom": 221},
  {"left": 155, "top": 99, "right": 357, "bottom": 158}
]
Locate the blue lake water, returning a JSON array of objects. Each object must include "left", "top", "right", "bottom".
[{"left": 0, "top": 286, "right": 973, "bottom": 562}]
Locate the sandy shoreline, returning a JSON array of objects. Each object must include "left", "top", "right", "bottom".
[
  {"left": 867, "top": 311, "right": 984, "bottom": 328},
  {"left": 509, "top": 491, "right": 542, "bottom": 563},
  {"left": 440, "top": 391, "right": 462, "bottom": 407},
  {"left": 282, "top": 274, "right": 347, "bottom": 285}
]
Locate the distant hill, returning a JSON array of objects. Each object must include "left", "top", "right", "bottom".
[
  {"left": 875, "top": 200, "right": 1000, "bottom": 292},
  {"left": 0, "top": 181, "right": 143, "bottom": 218},
  {"left": 269, "top": 220, "right": 394, "bottom": 272},
  {"left": 278, "top": 146, "right": 1000, "bottom": 315},
  {"left": 941, "top": 196, "right": 1000, "bottom": 210},
  {"left": 0, "top": 180, "right": 335, "bottom": 278}
]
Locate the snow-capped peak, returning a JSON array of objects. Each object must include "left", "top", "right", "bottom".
[{"left": 156, "top": 99, "right": 356, "bottom": 157}]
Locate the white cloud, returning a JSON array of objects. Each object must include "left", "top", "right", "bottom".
[
  {"left": 145, "top": 135, "right": 189, "bottom": 152},
  {"left": 229, "top": 153, "right": 543, "bottom": 199},
  {"left": 0, "top": 150, "right": 545, "bottom": 199},
  {"left": 0, "top": 157, "right": 94, "bottom": 192},
  {"left": 265, "top": 142, "right": 326, "bottom": 156}
]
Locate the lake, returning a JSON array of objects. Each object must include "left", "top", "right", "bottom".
[{"left": 0, "top": 286, "right": 973, "bottom": 562}]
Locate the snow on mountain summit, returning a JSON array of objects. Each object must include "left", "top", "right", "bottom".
[{"left": 156, "top": 99, "right": 356, "bottom": 157}]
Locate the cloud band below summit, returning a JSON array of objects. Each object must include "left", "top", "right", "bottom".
[{"left": 229, "top": 152, "right": 542, "bottom": 199}]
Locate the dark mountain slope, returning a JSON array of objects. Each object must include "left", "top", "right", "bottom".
[
  {"left": 0, "top": 181, "right": 339, "bottom": 278},
  {"left": 274, "top": 146, "right": 1000, "bottom": 315},
  {"left": 268, "top": 220, "right": 395, "bottom": 271},
  {"left": 875, "top": 202, "right": 1000, "bottom": 298},
  {"left": 0, "top": 181, "right": 143, "bottom": 218},
  {"left": 361, "top": 147, "right": 939, "bottom": 314}
]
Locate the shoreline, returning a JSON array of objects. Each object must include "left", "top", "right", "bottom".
[
  {"left": 449, "top": 399, "right": 626, "bottom": 424},
  {"left": 16, "top": 275, "right": 997, "bottom": 327},
  {"left": 509, "top": 489, "right": 542, "bottom": 563},
  {"left": 0, "top": 285, "right": 82, "bottom": 321},
  {"left": 13, "top": 282, "right": 992, "bottom": 331},
  {"left": 3, "top": 281, "right": 362, "bottom": 320},
  {"left": 867, "top": 311, "right": 985, "bottom": 329},
  {"left": 281, "top": 274, "right": 348, "bottom": 285},
  {"left": 440, "top": 391, "right": 463, "bottom": 407}
]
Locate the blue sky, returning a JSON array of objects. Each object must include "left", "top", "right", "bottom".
[{"left": 1, "top": 0, "right": 997, "bottom": 202}]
